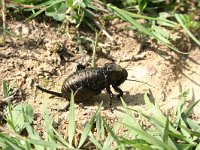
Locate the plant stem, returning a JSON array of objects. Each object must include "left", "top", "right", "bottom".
[
  {"left": 92, "top": 31, "right": 101, "bottom": 67},
  {"left": 2, "top": 0, "right": 6, "bottom": 39}
]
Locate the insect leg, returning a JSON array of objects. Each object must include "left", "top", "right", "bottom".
[
  {"left": 105, "top": 73, "right": 113, "bottom": 112},
  {"left": 57, "top": 103, "right": 70, "bottom": 112},
  {"left": 106, "top": 86, "right": 114, "bottom": 112},
  {"left": 112, "top": 85, "right": 123, "bottom": 98}
]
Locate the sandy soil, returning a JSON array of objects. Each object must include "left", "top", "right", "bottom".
[{"left": 0, "top": 15, "right": 200, "bottom": 141}]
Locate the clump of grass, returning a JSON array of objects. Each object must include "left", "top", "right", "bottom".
[
  {"left": 1, "top": 80, "right": 103, "bottom": 149},
  {"left": 6, "top": 0, "right": 106, "bottom": 27},
  {"left": 100, "top": 90, "right": 200, "bottom": 149},
  {"left": 107, "top": 3, "right": 200, "bottom": 54},
  {"left": 1, "top": 80, "right": 200, "bottom": 149},
  {"left": 3, "top": 0, "right": 200, "bottom": 55}
]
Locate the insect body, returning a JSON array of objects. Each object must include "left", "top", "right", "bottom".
[{"left": 36, "top": 63, "right": 128, "bottom": 110}]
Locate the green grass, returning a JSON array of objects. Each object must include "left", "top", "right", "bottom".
[
  {"left": 1, "top": 1, "right": 200, "bottom": 149},
  {"left": 3, "top": 0, "right": 200, "bottom": 54},
  {"left": 1, "top": 80, "right": 200, "bottom": 149},
  {"left": 107, "top": 4, "right": 200, "bottom": 54}
]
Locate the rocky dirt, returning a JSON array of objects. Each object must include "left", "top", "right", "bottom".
[{"left": 0, "top": 14, "right": 200, "bottom": 141}]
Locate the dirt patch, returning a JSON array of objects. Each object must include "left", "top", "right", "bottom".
[{"left": 1, "top": 15, "right": 200, "bottom": 139}]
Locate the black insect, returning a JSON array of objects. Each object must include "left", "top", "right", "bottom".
[{"left": 36, "top": 63, "right": 128, "bottom": 111}]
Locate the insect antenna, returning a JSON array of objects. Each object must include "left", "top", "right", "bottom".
[{"left": 127, "top": 79, "right": 157, "bottom": 89}]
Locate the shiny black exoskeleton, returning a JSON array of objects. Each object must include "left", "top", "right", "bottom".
[{"left": 36, "top": 63, "right": 128, "bottom": 110}]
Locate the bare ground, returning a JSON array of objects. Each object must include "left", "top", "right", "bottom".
[{"left": 0, "top": 15, "right": 200, "bottom": 140}]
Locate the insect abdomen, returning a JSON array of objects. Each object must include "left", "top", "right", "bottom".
[{"left": 61, "top": 68, "right": 106, "bottom": 101}]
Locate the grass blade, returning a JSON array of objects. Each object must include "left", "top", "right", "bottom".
[
  {"left": 2, "top": 80, "right": 9, "bottom": 97},
  {"left": 185, "top": 118, "right": 200, "bottom": 132},
  {"left": 4, "top": 139, "right": 24, "bottom": 150},
  {"left": 196, "top": 143, "right": 200, "bottom": 150},
  {"left": 184, "top": 99, "right": 200, "bottom": 116},
  {"left": 143, "top": 93, "right": 169, "bottom": 124},
  {"left": 149, "top": 117, "right": 179, "bottom": 150},
  {"left": 123, "top": 123, "right": 171, "bottom": 149},
  {"left": 178, "top": 124, "right": 200, "bottom": 138},
  {"left": 120, "top": 98, "right": 141, "bottom": 130},
  {"left": 108, "top": 4, "right": 153, "bottom": 37},
  {"left": 119, "top": 138, "right": 154, "bottom": 150},
  {"left": 176, "top": 90, "right": 188, "bottom": 123},
  {"left": 0, "top": 133, "right": 25, "bottom": 150},
  {"left": 175, "top": 13, "right": 200, "bottom": 46},
  {"left": 107, "top": 4, "right": 188, "bottom": 54},
  {"left": 77, "top": 101, "right": 102, "bottom": 148},
  {"left": 42, "top": 103, "right": 57, "bottom": 144},
  {"left": 102, "top": 122, "right": 121, "bottom": 149},
  {"left": 120, "top": 9, "right": 177, "bottom": 27},
  {"left": 175, "top": 90, "right": 191, "bottom": 137},
  {"left": 163, "top": 117, "right": 169, "bottom": 143},
  {"left": 68, "top": 90, "right": 75, "bottom": 147},
  {"left": 102, "top": 116, "right": 120, "bottom": 145},
  {"left": 67, "top": 0, "right": 73, "bottom": 7},
  {"left": 88, "top": 132, "right": 103, "bottom": 149},
  {"left": 140, "top": 112, "right": 194, "bottom": 143},
  {"left": 96, "top": 113, "right": 104, "bottom": 144},
  {"left": 28, "top": 139, "right": 64, "bottom": 148},
  {"left": 176, "top": 143, "right": 196, "bottom": 149},
  {"left": 24, "top": 140, "right": 32, "bottom": 150},
  {"left": 25, "top": 123, "right": 44, "bottom": 150},
  {"left": 52, "top": 128, "right": 71, "bottom": 147}
]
